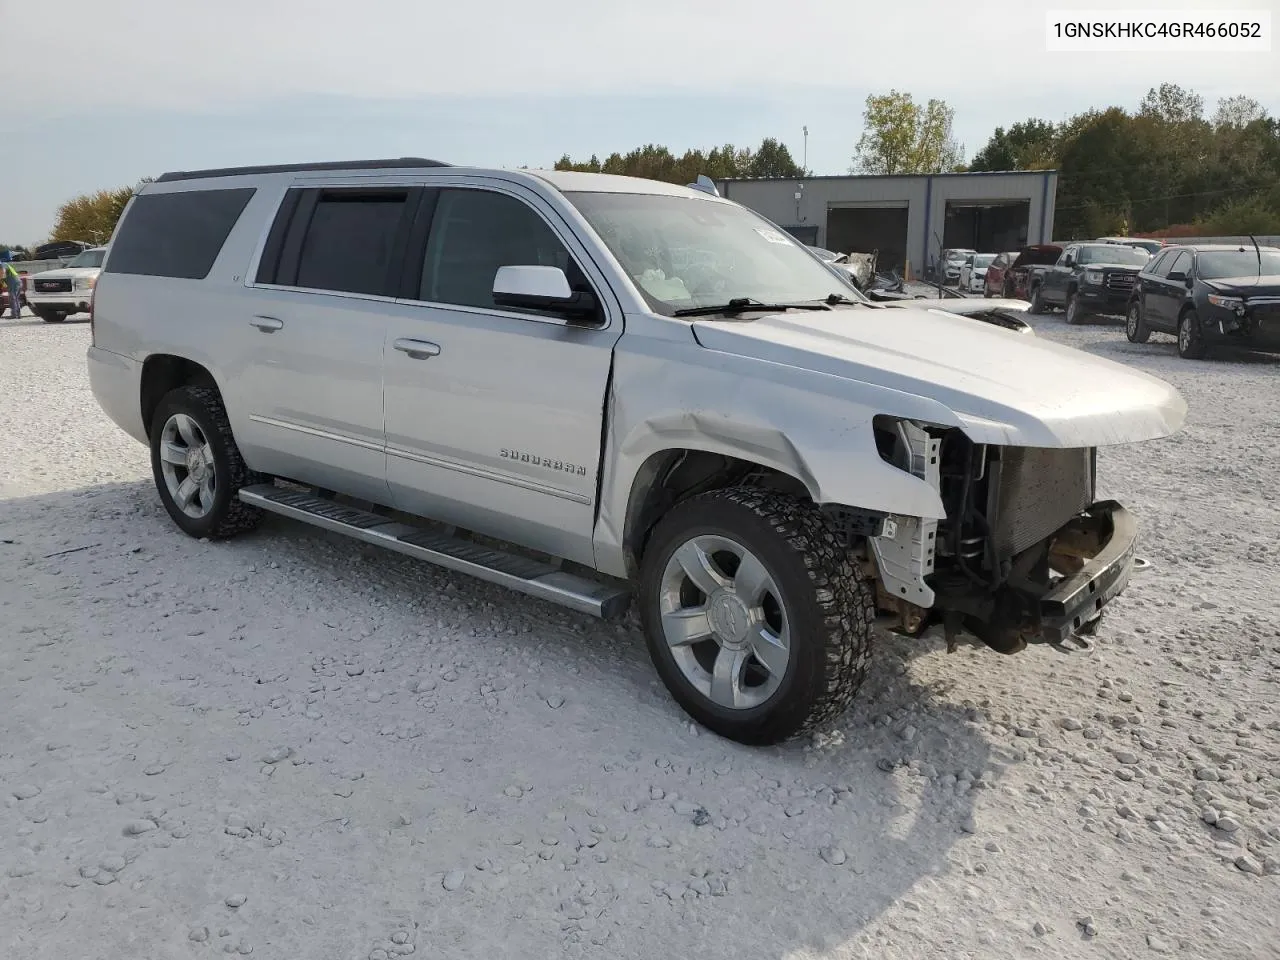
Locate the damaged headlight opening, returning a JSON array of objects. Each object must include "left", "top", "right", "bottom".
[{"left": 867, "top": 415, "right": 1100, "bottom": 654}]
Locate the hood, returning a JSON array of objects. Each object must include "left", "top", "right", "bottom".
[
  {"left": 1203, "top": 274, "right": 1280, "bottom": 296},
  {"left": 32, "top": 266, "right": 101, "bottom": 280},
  {"left": 1083, "top": 262, "right": 1143, "bottom": 272},
  {"left": 691, "top": 306, "right": 1186, "bottom": 448},
  {"left": 898, "top": 298, "right": 1029, "bottom": 315}
]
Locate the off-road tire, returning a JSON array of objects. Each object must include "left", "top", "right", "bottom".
[
  {"left": 149, "top": 385, "right": 266, "bottom": 539},
  {"left": 638, "top": 486, "right": 875, "bottom": 745},
  {"left": 1125, "top": 300, "right": 1150, "bottom": 343},
  {"left": 1028, "top": 284, "right": 1045, "bottom": 314},
  {"left": 1177, "top": 309, "right": 1207, "bottom": 360}
]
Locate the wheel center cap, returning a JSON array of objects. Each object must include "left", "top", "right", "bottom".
[
  {"left": 186, "top": 449, "right": 207, "bottom": 482},
  {"left": 708, "top": 589, "right": 751, "bottom": 647}
]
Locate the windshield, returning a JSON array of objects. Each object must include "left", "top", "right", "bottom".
[
  {"left": 1078, "top": 244, "right": 1150, "bottom": 266},
  {"left": 972, "top": 254, "right": 996, "bottom": 268},
  {"left": 565, "top": 191, "right": 861, "bottom": 314},
  {"left": 945, "top": 250, "right": 970, "bottom": 261},
  {"left": 809, "top": 247, "right": 839, "bottom": 261},
  {"left": 68, "top": 249, "right": 105, "bottom": 268},
  {"left": 1197, "top": 250, "right": 1280, "bottom": 279}
]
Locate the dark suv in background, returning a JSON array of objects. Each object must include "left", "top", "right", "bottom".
[{"left": 1126, "top": 244, "right": 1280, "bottom": 359}]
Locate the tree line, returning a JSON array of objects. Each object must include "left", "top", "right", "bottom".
[
  {"left": 10, "top": 83, "right": 1277, "bottom": 253},
  {"left": 967, "top": 85, "right": 1279, "bottom": 238},
  {"left": 556, "top": 84, "right": 1280, "bottom": 238}
]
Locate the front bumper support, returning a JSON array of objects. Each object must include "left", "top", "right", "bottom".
[{"left": 1038, "top": 500, "right": 1137, "bottom": 643}]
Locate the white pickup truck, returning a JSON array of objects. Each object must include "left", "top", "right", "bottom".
[
  {"left": 86, "top": 159, "right": 1187, "bottom": 744},
  {"left": 27, "top": 246, "right": 107, "bottom": 321}
]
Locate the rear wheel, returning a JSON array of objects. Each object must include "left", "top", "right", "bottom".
[
  {"left": 149, "top": 385, "right": 266, "bottom": 539},
  {"left": 638, "top": 487, "right": 874, "bottom": 745},
  {"left": 1125, "top": 301, "right": 1150, "bottom": 343},
  {"left": 1177, "top": 309, "right": 1207, "bottom": 359}
]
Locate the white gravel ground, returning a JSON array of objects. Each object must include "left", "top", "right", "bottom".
[{"left": 1, "top": 306, "right": 1278, "bottom": 960}]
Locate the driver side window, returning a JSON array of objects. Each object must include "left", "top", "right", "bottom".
[
  {"left": 1165, "top": 251, "right": 1192, "bottom": 278},
  {"left": 419, "top": 189, "right": 592, "bottom": 313}
]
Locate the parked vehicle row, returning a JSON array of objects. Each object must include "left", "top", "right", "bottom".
[
  {"left": 1012, "top": 236, "right": 1280, "bottom": 359},
  {"left": 86, "top": 159, "right": 1185, "bottom": 744}
]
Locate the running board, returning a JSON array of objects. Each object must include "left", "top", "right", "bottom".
[{"left": 238, "top": 484, "right": 631, "bottom": 619}]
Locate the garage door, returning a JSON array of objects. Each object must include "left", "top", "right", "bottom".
[
  {"left": 825, "top": 207, "right": 909, "bottom": 273},
  {"left": 944, "top": 200, "right": 1030, "bottom": 254}
]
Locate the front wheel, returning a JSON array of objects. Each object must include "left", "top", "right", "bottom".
[
  {"left": 1028, "top": 285, "right": 1045, "bottom": 313},
  {"left": 1125, "top": 301, "right": 1150, "bottom": 343},
  {"left": 1065, "top": 291, "right": 1088, "bottom": 325},
  {"left": 149, "top": 385, "right": 266, "bottom": 539},
  {"left": 1177, "top": 309, "right": 1207, "bottom": 359},
  {"left": 39, "top": 309, "right": 67, "bottom": 323},
  {"left": 638, "top": 487, "right": 874, "bottom": 745}
]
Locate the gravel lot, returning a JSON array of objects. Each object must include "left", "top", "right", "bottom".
[{"left": 2, "top": 307, "right": 1278, "bottom": 960}]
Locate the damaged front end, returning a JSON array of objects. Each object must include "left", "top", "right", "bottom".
[{"left": 848, "top": 419, "right": 1138, "bottom": 654}]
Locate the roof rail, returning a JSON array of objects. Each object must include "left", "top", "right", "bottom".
[{"left": 154, "top": 158, "right": 451, "bottom": 183}]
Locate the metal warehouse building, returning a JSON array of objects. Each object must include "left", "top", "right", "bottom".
[{"left": 718, "top": 170, "right": 1059, "bottom": 278}]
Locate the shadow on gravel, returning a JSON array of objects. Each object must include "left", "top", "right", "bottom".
[
  {"left": 3, "top": 477, "right": 994, "bottom": 958},
  {"left": 0, "top": 314, "right": 91, "bottom": 328}
]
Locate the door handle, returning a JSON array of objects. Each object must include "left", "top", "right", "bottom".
[
  {"left": 250, "top": 315, "right": 284, "bottom": 332},
  {"left": 393, "top": 338, "right": 441, "bottom": 359}
]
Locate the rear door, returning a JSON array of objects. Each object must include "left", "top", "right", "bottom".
[
  {"left": 1134, "top": 249, "right": 1174, "bottom": 329},
  {"left": 1148, "top": 250, "right": 1191, "bottom": 332},
  {"left": 380, "top": 180, "right": 624, "bottom": 567},
  {"left": 236, "top": 183, "right": 420, "bottom": 501}
]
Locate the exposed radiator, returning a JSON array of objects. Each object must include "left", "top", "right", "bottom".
[{"left": 988, "top": 447, "right": 1093, "bottom": 559}]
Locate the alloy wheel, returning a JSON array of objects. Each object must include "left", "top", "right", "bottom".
[
  {"left": 158, "top": 413, "right": 217, "bottom": 519},
  {"left": 657, "top": 534, "right": 790, "bottom": 710}
]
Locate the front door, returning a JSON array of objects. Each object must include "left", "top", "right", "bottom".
[{"left": 381, "top": 183, "right": 623, "bottom": 567}]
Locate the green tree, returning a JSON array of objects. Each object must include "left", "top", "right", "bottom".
[
  {"left": 553, "top": 138, "right": 799, "bottom": 185},
  {"left": 1138, "top": 83, "right": 1204, "bottom": 125},
  {"left": 745, "top": 138, "right": 804, "bottom": 179},
  {"left": 50, "top": 182, "right": 149, "bottom": 245},
  {"left": 968, "top": 119, "right": 1058, "bottom": 172},
  {"left": 1213, "top": 95, "right": 1267, "bottom": 129},
  {"left": 851, "top": 91, "right": 963, "bottom": 175}
]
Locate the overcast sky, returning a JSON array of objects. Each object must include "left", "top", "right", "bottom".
[{"left": 2, "top": 0, "right": 1277, "bottom": 242}]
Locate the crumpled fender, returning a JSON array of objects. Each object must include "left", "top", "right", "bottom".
[{"left": 592, "top": 335, "right": 953, "bottom": 578}]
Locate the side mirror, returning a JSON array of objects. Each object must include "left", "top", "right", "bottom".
[
  {"left": 1063, "top": 256, "right": 1075, "bottom": 267},
  {"left": 1166, "top": 270, "right": 1187, "bottom": 283},
  {"left": 492, "top": 265, "right": 600, "bottom": 322}
]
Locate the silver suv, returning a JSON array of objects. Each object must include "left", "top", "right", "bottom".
[{"left": 87, "top": 158, "right": 1187, "bottom": 745}]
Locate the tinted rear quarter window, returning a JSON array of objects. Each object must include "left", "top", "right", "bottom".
[{"left": 106, "top": 188, "right": 256, "bottom": 279}]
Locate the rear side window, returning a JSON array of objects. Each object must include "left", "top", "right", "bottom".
[
  {"left": 295, "top": 190, "right": 410, "bottom": 296},
  {"left": 106, "top": 188, "right": 255, "bottom": 279}
]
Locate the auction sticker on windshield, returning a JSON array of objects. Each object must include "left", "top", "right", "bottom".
[{"left": 754, "top": 228, "right": 794, "bottom": 245}]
